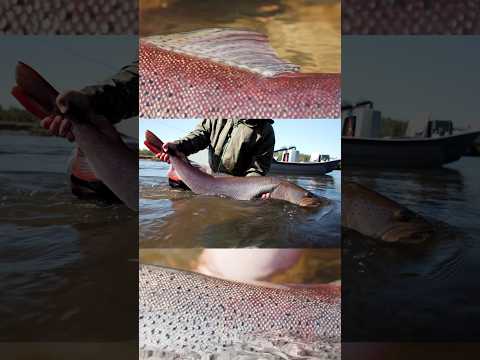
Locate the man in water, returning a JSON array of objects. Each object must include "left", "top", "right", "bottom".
[
  {"left": 40, "top": 61, "right": 138, "bottom": 200},
  {"left": 157, "top": 119, "right": 275, "bottom": 197}
]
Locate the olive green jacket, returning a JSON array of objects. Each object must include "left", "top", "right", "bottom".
[
  {"left": 174, "top": 119, "right": 275, "bottom": 176},
  {"left": 80, "top": 61, "right": 139, "bottom": 123}
]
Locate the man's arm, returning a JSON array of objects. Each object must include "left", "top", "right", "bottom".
[
  {"left": 80, "top": 61, "right": 139, "bottom": 124},
  {"left": 245, "top": 125, "right": 275, "bottom": 176},
  {"left": 173, "top": 119, "right": 213, "bottom": 156}
]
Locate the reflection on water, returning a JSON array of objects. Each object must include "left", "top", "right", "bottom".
[
  {"left": 140, "top": 0, "right": 340, "bottom": 73},
  {"left": 343, "top": 157, "right": 480, "bottom": 341},
  {"left": 139, "top": 159, "right": 341, "bottom": 248},
  {"left": 0, "top": 135, "right": 137, "bottom": 341}
]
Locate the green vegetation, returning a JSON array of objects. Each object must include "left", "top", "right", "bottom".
[
  {"left": 381, "top": 117, "right": 408, "bottom": 137},
  {"left": 0, "top": 105, "right": 37, "bottom": 123},
  {"left": 0, "top": 105, "right": 48, "bottom": 135},
  {"left": 139, "top": 148, "right": 156, "bottom": 158}
]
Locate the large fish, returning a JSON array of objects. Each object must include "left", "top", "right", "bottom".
[
  {"left": 140, "top": 28, "right": 340, "bottom": 119},
  {"left": 11, "top": 61, "right": 138, "bottom": 211},
  {"left": 144, "top": 130, "right": 330, "bottom": 208},
  {"left": 139, "top": 264, "right": 340, "bottom": 357},
  {"left": 343, "top": 0, "right": 479, "bottom": 34},
  {"left": 342, "top": 181, "right": 434, "bottom": 243}
]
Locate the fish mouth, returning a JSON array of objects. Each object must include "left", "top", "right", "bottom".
[
  {"left": 380, "top": 223, "right": 434, "bottom": 244},
  {"left": 298, "top": 196, "right": 328, "bottom": 208}
]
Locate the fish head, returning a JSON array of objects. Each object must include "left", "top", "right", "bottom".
[{"left": 380, "top": 210, "right": 434, "bottom": 243}]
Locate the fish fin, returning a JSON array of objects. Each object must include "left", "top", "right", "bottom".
[
  {"left": 15, "top": 62, "right": 59, "bottom": 114},
  {"left": 143, "top": 28, "right": 300, "bottom": 77},
  {"left": 68, "top": 147, "right": 99, "bottom": 182},
  {"left": 144, "top": 130, "right": 165, "bottom": 154},
  {"left": 11, "top": 85, "right": 50, "bottom": 119}
]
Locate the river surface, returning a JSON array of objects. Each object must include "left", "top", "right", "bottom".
[
  {"left": 139, "top": 159, "right": 341, "bottom": 248},
  {"left": 140, "top": 0, "right": 340, "bottom": 73},
  {"left": 343, "top": 157, "right": 480, "bottom": 341},
  {"left": 0, "top": 134, "right": 137, "bottom": 342}
]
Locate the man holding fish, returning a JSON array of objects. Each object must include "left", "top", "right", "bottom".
[
  {"left": 154, "top": 119, "right": 276, "bottom": 198},
  {"left": 35, "top": 61, "right": 139, "bottom": 205}
]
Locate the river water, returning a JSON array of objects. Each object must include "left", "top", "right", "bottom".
[
  {"left": 343, "top": 156, "right": 480, "bottom": 341},
  {"left": 140, "top": 0, "right": 340, "bottom": 73},
  {"left": 0, "top": 134, "right": 137, "bottom": 342},
  {"left": 139, "top": 159, "right": 341, "bottom": 248}
]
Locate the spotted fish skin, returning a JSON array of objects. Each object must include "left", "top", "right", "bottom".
[
  {"left": 139, "top": 264, "right": 340, "bottom": 356},
  {"left": 139, "top": 39, "right": 340, "bottom": 119},
  {"left": 343, "top": 0, "right": 480, "bottom": 34}
]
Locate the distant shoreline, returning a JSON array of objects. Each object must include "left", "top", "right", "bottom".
[
  {"left": 0, "top": 106, "right": 48, "bottom": 136},
  {"left": 0, "top": 121, "right": 49, "bottom": 136}
]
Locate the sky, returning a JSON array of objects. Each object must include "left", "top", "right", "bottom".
[
  {"left": 0, "top": 36, "right": 137, "bottom": 107},
  {"left": 139, "top": 119, "right": 341, "bottom": 165},
  {"left": 343, "top": 37, "right": 480, "bottom": 129}
]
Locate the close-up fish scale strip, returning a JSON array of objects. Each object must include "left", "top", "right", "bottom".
[
  {"left": 343, "top": 0, "right": 480, "bottom": 34},
  {"left": 139, "top": 41, "right": 340, "bottom": 119},
  {"left": 139, "top": 265, "right": 340, "bottom": 355},
  {"left": 0, "top": 0, "right": 138, "bottom": 34}
]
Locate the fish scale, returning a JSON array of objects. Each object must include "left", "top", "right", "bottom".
[
  {"left": 0, "top": 0, "right": 138, "bottom": 34},
  {"left": 139, "top": 29, "right": 340, "bottom": 119},
  {"left": 343, "top": 0, "right": 480, "bottom": 34},
  {"left": 139, "top": 264, "right": 340, "bottom": 356}
]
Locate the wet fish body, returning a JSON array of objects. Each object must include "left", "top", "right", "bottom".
[
  {"left": 140, "top": 28, "right": 340, "bottom": 119},
  {"left": 342, "top": 181, "right": 434, "bottom": 243},
  {"left": 145, "top": 130, "right": 329, "bottom": 207},
  {"left": 139, "top": 264, "right": 340, "bottom": 356}
]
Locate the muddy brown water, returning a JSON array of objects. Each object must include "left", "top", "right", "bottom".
[
  {"left": 0, "top": 134, "right": 138, "bottom": 341},
  {"left": 140, "top": 0, "right": 340, "bottom": 73},
  {"left": 343, "top": 157, "right": 480, "bottom": 341},
  {"left": 139, "top": 159, "right": 341, "bottom": 248}
]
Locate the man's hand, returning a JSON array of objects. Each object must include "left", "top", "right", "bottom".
[
  {"left": 261, "top": 193, "right": 271, "bottom": 200},
  {"left": 155, "top": 142, "right": 178, "bottom": 163},
  {"left": 40, "top": 114, "right": 75, "bottom": 141},
  {"left": 40, "top": 91, "right": 92, "bottom": 142}
]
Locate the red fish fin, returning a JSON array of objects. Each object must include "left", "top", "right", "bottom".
[
  {"left": 15, "top": 61, "right": 59, "bottom": 115},
  {"left": 144, "top": 130, "right": 165, "bottom": 154},
  {"left": 69, "top": 147, "right": 99, "bottom": 182},
  {"left": 11, "top": 86, "right": 50, "bottom": 119}
]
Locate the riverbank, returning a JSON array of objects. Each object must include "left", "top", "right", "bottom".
[
  {"left": 0, "top": 120, "right": 49, "bottom": 136},
  {"left": 0, "top": 107, "right": 48, "bottom": 136}
]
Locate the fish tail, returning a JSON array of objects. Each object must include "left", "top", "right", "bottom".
[{"left": 11, "top": 85, "right": 50, "bottom": 119}]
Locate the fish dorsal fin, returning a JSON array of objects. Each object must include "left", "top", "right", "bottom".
[{"left": 143, "top": 28, "right": 300, "bottom": 77}]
